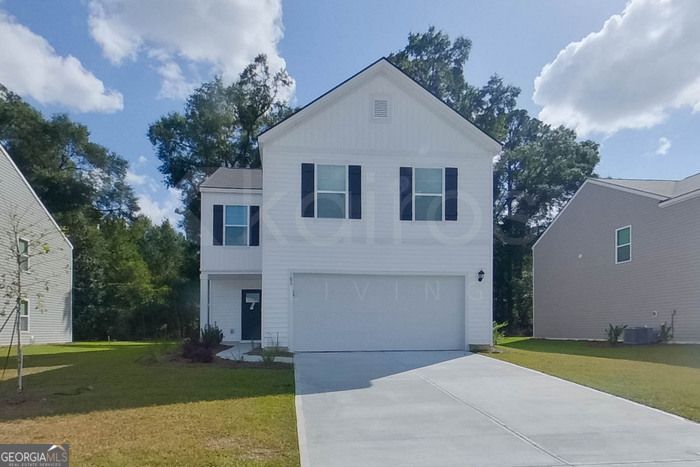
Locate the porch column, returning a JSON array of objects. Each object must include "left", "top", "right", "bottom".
[{"left": 200, "top": 273, "right": 209, "bottom": 329}]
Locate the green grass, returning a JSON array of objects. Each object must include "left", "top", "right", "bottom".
[
  {"left": 490, "top": 338, "right": 700, "bottom": 422},
  {"left": 0, "top": 342, "right": 299, "bottom": 466}
]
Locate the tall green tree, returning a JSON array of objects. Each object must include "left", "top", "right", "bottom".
[
  {"left": 148, "top": 54, "right": 294, "bottom": 239},
  {"left": 136, "top": 218, "right": 199, "bottom": 338},
  {"left": 1, "top": 87, "right": 200, "bottom": 341},
  {"left": 388, "top": 26, "right": 520, "bottom": 141},
  {"left": 390, "top": 27, "right": 600, "bottom": 334},
  {"left": 0, "top": 87, "right": 138, "bottom": 218}
]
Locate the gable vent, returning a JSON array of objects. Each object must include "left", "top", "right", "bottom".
[{"left": 373, "top": 98, "right": 389, "bottom": 119}]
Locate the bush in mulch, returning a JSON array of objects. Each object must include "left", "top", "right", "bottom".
[{"left": 181, "top": 325, "right": 223, "bottom": 363}]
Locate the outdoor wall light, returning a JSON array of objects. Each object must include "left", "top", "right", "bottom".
[{"left": 477, "top": 269, "right": 485, "bottom": 282}]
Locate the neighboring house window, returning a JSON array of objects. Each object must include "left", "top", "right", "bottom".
[
  {"left": 616, "top": 226, "right": 631, "bottom": 263},
  {"left": 400, "top": 167, "right": 458, "bottom": 221},
  {"left": 212, "top": 205, "right": 260, "bottom": 246},
  {"left": 18, "top": 238, "right": 29, "bottom": 271},
  {"left": 301, "top": 164, "right": 361, "bottom": 219},
  {"left": 19, "top": 300, "right": 29, "bottom": 332}
]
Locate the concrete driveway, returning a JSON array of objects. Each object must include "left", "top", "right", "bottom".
[{"left": 294, "top": 351, "right": 700, "bottom": 467}]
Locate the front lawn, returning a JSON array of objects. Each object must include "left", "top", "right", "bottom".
[
  {"left": 490, "top": 338, "right": 700, "bottom": 422},
  {"left": 0, "top": 342, "right": 299, "bottom": 466}
]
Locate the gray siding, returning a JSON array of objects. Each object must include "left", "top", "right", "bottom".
[
  {"left": 0, "top": 149, "right": 73, "bottom": 346},
  {"left": 534, "top": 182, "right": 700, "bottom": 343}
]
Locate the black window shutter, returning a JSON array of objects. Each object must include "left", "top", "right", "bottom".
[
  {"left": 213, "top": 204, "right": 224, "bottom": 245},
  {"left": 445, "top": 167, "right": 458, "bottom": 221},
  {"left": 301, "top": 163, "right": 315, "bottom": 217},
  {"left": 348, "top": 165, "right": 362, "bottom": 219},
  {"left": 249, "top": 205, "right": 260, "bottom": 246},
  {"left": 400, "top": 167, "right": 413, "bottom": 221}
]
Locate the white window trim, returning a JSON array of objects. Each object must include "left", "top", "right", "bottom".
[
  {"left": 315, "top": 164, "right": 348, "bottom": 219},
  {"left": 224, "top": 205, "right": 250, "bottom": 247},
  {"left": 19, "top": 299, "right": 29, "bottom": 333},
  {"left": 615, "top": 225, "right": 632, "bottom": 264},
  {"left": 18, "top": 237, "right": 30, "bottom": 271},
  {"left": 413, "top": 167, "right": 445, "bottom": 221}
]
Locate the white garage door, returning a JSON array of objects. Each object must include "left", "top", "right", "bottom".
[{"left": 292, "top": 273, "right": 465, "bottom": 351}]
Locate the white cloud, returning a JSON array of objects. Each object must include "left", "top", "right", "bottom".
[
  {"left": 0, "top": 10, "right": 123, "bottom": 112},
  {"left": 137, "top": 188, "right": 181, "bottom": 225},
  {"left": 534, "top": 0, "right": 700, "bottom": 136},
  {"left": 656, "top": 136, "right": 671, "bottom": 155},
  {"left": 125, "top": 170, "right": 148, "bottom": 185},
  {"left": 88, "top": 0, "right": 289, "bottom": 99},
  {"left": 137, "top": 155, "right": 148, "bottom": 164}
]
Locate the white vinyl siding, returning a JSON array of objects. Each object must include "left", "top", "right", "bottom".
[
  {"left": 316, "top": 164, "right": 347, "bottom": 219},
  {"left": 19, "top": 300, "right": 29, "bottom": 332},
  {"left": 0, "top": 147, "right": 72, "bottom": 346},
  {"left": 225, "top": 205, "right": 248, "bottom": 246},
  {"left": 18, "top": 238, "right": 29, "bottom": 271},
  {"left": 616, "top": 225, "right": 631, "bottom": 263},
  {"left": 414, "top": 168, "right": 443, "bottom": 221},
  {"left": 200, "top": 191, "right": 262, "bottom": 274}
]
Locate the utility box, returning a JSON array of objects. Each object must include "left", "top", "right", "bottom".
[{"left": 623, "top": 327, "right": 654, "bottom": 345}]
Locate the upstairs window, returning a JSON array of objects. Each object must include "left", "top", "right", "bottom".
[
  {"left": 19, "top": 300, "right": 29, "bottom": 332},
  {"left": 212, "top": 205, "right": 259, "bottom": 246},
  {"left": 225, "top": 206, "right": 248, "bottom": 246},
  {"left": 301, "top": 163, "right": 361, "bottom": 219},
  {"left": 317, "top": 165, "right": 347, "bottom": 218},
  {"left": 616, "top": 226, "right": 631, "bottom": 263},
  {"left": 18, "top": 238, "right": 29, "bottom": 271},
  {"left": 414, "top": 168, "right": 443, "bottom": 221},
  {"left": 400, "top": 167, "right": 458, "bottom": 221}
]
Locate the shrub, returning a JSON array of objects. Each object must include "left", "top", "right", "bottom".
[
  {"left": 181, "top": 337, "right": 215, "bottom": 363},
  {"left": 201, "top": 325, "right": 223, "bottom": 348},
  {"left": 142, "top": 339, "right": 177, "bottom": 363},
  {"left": 605, "top": 324, "right": 627, "bottom": 346},
  {"left": 261, "top": 347, "right": 279, "bottom": 365},
  {"left": 493, "top": 321, "right": 508, "bottom": 345},
  {"left": 191, "top": 346, "right": 214, "bottom": 363},
  {"left": 181, "top": 338, "right": 199, "bottom": 360},
  {"left": 659, "top": 322, "right": 674, "bottom": 343}
]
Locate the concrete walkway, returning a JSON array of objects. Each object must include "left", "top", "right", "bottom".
[{"left": 294, "top": 351, "right": 700, "bottom": 467}]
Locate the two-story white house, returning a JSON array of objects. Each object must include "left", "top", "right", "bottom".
[{"left": 199, "top": 58, "right": 501, "bottom": 351}]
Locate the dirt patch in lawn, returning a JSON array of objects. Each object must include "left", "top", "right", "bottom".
[
  {"left": 205, "top": 435, "right": 281, "bottom": 461},
  {"left": 144, "top": 347, "right": 293, "bottom": 369}
]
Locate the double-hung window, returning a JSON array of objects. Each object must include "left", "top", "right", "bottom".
[
  {"left": 225, "top": 206, "right": 248, "bottom": 246},
  {"left": 616, "top": 226, "right": 631, "bottom": 263},
  {"left": 301, "top": 163, "right": 362, "bottom": 219},
  {"left": 212, "top": 204, "right": 260, "bottom": 246},
  {"left": 400, "top": 167, "right": 458, "bottom": 221},
  {"left": 317, "top": 165, "right": 347, "bottom": 219},
  {"left": 19, "top": 300, "right": 29, "bottom": 332},
  {"left": 18, "top": 238, "right": 29, "bottom": 271},
  {"left": 414, "top": 168, "right": 444, "bottom": 221}
]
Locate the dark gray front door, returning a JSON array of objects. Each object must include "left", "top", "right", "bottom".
[{"left": 241, "top": 289, "right": 261, "bottom": 341}]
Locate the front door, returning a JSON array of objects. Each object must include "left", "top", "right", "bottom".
[{"left": 241, "top": 289, "right": 261, "bottom": 341}]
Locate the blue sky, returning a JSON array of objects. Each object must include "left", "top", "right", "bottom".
[{"left": 2, "top": 0, "right": 699, "bottom": 224}]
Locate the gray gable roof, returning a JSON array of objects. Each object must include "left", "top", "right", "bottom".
[
  {"left": 594, "top": 173, "right": 700, "bottom": 202},
  {"left": 199, "top": 168, "right": 262, "bottom": 190}
]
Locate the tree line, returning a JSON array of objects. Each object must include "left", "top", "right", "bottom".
[
  {"left": 0, "top": 86, "right": 199, "bottom": 340},
  {"left": 1, "top": 27, "right": 599, "bottom": 339}
]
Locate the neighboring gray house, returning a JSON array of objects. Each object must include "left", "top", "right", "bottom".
[
  {"left": 533, "top": 175, "right": 700, "bottom": 343},
  {"left": 0, "top": 144, "right": 73, "bottom": 346},
  {"left": 199, "top": 58, "right": 501, "bottom": 351}
]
